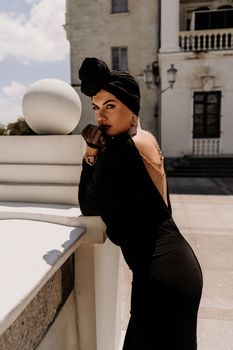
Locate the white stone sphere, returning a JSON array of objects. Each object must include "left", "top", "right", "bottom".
[{"left": 22, "top": 79, "right": 82, "bottom": 134}]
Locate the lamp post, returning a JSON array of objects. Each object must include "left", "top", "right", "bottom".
[
  {"left": 166, "top": 64, "right": 178, "bottom": 91},
  {"left": 143, "top": 64, "right": 155, "bottom": 89},
  {"left": 143, "top": 63, "right": 177, "bottom": 92},
  {"left": 143, "top": 63, "right": 177, "bottom": 144}
]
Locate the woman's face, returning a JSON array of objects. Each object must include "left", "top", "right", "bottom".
[{"left": 92, "top": 89, "right": 134, "bottom": 136}]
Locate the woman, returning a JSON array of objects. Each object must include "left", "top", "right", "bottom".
[{"left": 78, "top": 57, "right": 203, "bottom": 349}]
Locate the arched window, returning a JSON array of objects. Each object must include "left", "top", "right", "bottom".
[
  {"left": 192, "top": 6, "right": 233, "bottom": 30},
  {"left": 111, "top": 0, "right": 128, "bottom": 14}
]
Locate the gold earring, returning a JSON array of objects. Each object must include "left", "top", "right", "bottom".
[
  {"left": 131, "top": 119, "right": 136, "bottom": 126},
  {"left": 128, "top": 116, "right": 137, "bottom": 137}
]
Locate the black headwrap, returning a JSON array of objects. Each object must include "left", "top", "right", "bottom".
[{"left": 78, "top": 57, "right": 140, "bottom": 116}]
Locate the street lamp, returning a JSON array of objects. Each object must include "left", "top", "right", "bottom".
[
  {"left": 143, "top": 64, "right": 155, "bottom": 89},
  {"left": 143, "top": 63, "right": 177, "bottom": 93},
  {"left": 166, "top": 64, "right": 178, "bottom": 90}
]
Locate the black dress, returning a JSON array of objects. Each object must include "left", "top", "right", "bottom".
[{"left": 78, "top": 132, "right": 203, "bottom": 350}]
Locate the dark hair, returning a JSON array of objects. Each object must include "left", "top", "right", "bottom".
[{"left": 78, "top": 57, "right": 140, "bottom": 116}]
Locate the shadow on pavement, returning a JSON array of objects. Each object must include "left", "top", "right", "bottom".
[{"left": 167, "top": 177, "right": 233, "bottom": 195}]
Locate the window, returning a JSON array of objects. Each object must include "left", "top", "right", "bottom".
[
  {"left": 111, "top": 0, "right": 128, "bottom": 14},
  {"left": 193, "top": 92, "right": 221, "bottom": 138},
  {"left": 189, "top": 7, "right": 209, "bottom": 30},
  {"left": 112, "top": 47, "right": 128, "bottom": 71},
  {"left": 192, "top": 7, "right": 233, "bottom": 30}
]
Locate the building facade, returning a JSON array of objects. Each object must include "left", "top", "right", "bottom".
[
  {"left": 159, "top": 0, "right": 233, "bottom": 157},
  {"left": 65, "top": 0, "right": 160, "bottom": 135},
  {"left": 65, "top": 0, "right": 233, "bottom": 158}
]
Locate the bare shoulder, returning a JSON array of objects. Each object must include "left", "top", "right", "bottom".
[
  {"left": 132, "top": 128, "right": 164, "bottom": 164},
  {"left": 133, "top": 128, "right": 160, "bottom": 150}
]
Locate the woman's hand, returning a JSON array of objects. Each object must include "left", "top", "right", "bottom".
[
  {"left": 85, "top": 145, "right": 98, "bottom": 157},
  {"left": 81, "top": 124, "right": 109, "bottom": 149}
]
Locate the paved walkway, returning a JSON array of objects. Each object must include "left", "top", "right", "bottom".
[{"left": 119, "top": 177, "right": 233, "bottom": 350}]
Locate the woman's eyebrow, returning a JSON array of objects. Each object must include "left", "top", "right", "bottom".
[
  {"left": 103, "top": 99, "right": 116, "bottom": 105},
  {"left": 92, "top": 99, "right": 116, "bottom": 107}
]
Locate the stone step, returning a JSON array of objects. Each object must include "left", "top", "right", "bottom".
[
  {"left": 168, "top": 172, "right": 233, "bottom": 177},
  {"left": 165, "top": 156, "right": 233, "bottom": 177}
]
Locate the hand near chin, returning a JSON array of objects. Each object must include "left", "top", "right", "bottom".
[{"left": 81, "top": 124, "right": 109, "bottom": 153}]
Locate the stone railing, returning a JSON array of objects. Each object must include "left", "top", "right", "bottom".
[
  {"left": 0, "top": 80, "right": 123, "bottom": 350},
  {"left": 0, "top": 134, "right": 122, "bottom": 350},
  {"left": 192, "top": 138, "right": 220, "bottom": 156},
  {"left": 179, "top": 29, "right": 233, "bottom": 52}
]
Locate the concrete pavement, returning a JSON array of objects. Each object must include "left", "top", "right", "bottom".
[
  {"left": 168, "top": 177, "right": 233, "bottom": 195},
  {"left": 119, "top": 177, "right": 233, "bottom": 350}
]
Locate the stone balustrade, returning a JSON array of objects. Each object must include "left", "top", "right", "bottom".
[
  {"left": 0, "top": 134, "right": 122, "bottom": 350},
  {"left": 0, "top": 80, "right": 122, "bottom": 350},
  {"left": 0, "top": 135, "right": 84, "bottom": 205},
  {"left": 179, "top": 29, "right": 233, "bottom": 52},
  {"left": 192, "top": 138, "right": 220, "bottom": 156}
]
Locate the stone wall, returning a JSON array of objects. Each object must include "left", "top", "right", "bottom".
[{"left": 0, "top": 256, "right": 74, "bottom": 350}]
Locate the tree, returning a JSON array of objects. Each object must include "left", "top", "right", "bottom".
[
  {"left": 0, "top": 127, "right": 6, "bottom": 135},
  {"left": 6, "top": 117, "right": 36, "bottom": 135}
]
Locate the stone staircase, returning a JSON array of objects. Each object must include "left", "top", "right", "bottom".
[{"left": 165, "top": 156, "right": 233, "bottom": 177}]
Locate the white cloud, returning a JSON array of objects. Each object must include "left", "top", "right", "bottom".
[
  {"left": 2, "top": 81, "right": 27, "bottom": 99},
  {"left": 0, "top": 82, "right": 28, "bottom": 125},
  {"left": 0, "top": 0, "right": 69, "bottom": 63},
  {"left": 24, "top": 0, "right": 39, "bottom": 3}
]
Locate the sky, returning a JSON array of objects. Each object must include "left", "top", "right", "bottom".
[{"left": 0, "top": 0, "right": 70, "bottom": 126}]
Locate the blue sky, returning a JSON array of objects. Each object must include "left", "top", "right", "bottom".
[{"left": 0, "top": 0, "right": 70, "bottom": 125}]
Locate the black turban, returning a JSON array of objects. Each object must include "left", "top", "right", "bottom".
[{"left": 78, "top": 57, "right": 140, "bottom": 116}]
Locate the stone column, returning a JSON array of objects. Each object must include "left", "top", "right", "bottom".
[{"left": 160, "top": 0, "right": 180, "bottom": 53}]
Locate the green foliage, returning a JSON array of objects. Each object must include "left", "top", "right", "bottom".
[{"left": 5, "top": 117, "right": 36, "bottom": 135}]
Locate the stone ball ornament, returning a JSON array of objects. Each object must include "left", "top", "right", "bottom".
[{"left": 22, "top": 79, "right": 82, "bottom": 134}]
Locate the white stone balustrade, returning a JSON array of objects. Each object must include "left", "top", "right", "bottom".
[
  {"left": 0, "top": 80, "right": 122, "bottom": 350},
  {"left": 192, "top": 138, "right": 220, "bottom": 156},
  {"left": 180, "top": 29, "right": 233, "bottom": 52},
  {"left": 0, "top": 135, "right": 122, "bottom": 350},
  {"left": 0, "top": 135, "right": 84, "bottom": 205}
]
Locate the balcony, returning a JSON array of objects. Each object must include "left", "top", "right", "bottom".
[{"left": 179, "top": 28, "right": 233, "bottom": 52}]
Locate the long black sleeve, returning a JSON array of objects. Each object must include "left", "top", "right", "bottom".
[
  {"left": 78, "top": 134, "right": 171, "bottom": 245},
  {"left": 78, "top": 160, "right": 100, "bottom": 216}
]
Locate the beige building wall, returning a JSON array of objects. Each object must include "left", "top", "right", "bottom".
[{"left": 65, "top": 0, "right": 160, "bottom": 134}]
